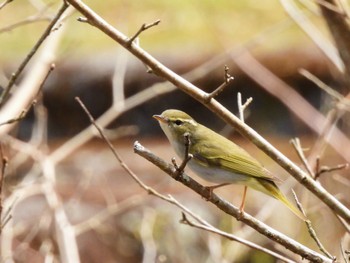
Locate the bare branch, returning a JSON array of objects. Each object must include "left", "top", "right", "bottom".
[
  {"left": 171, "top": 133, "right": 193, "bottom": 178},
  {"left": 77, "top": 16, "right": 93, "bottom": 25},
  {"left": 205, "top": 65, "right": 234, "bottom": 102},
  {"left": 237, "top": 92, "right": 253, "bottom": 122},
  {"left": 0, "top": 1, "right": 68, "bottom": 106},
  {"left": 292, "top": 190, "right": 335, "bottom": 259},
  {"left": 315, "top": 162, "right": 349, "bottom": 180},
  {"left": 127, "top": 19, "right": 161, "bottom": 45},
  {"left": 290, "top": 138, "right": 314, "bottom": 177}
]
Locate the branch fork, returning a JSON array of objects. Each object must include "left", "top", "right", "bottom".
[
  {"left": 205, "top": 65, "right": 234, "bottom": 103},
  {"left": 127, "top": 19, "right": 161, "bottom": 46}
]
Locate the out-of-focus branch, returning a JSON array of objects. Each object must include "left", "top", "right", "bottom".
[
  {"left": 0, "top": 6, "right": 51, "bottom": 34},
  {"left": 0, "top": 1, "right": 68, "bottom": 106},
  {"left": 0, "top": 4, "right": 71, "bottom": 137},
  {"left": 318, "top": 0, "right": 350, "bottom": 87},
  {"left": 0, "top": 0, "right": 12, "bottom": 10},
  {"left": 280, "top": 0, "right": 344, "bottom": 72},
  {"left": 66, "top": 0, "right": 350, "bottom": 224},
  {"left": 0, "top": 145, "right": 7, "bottom": 234}
]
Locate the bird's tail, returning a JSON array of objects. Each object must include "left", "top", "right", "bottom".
[{"left": 260, "top": 180, "right": 307, "bottom": 220}]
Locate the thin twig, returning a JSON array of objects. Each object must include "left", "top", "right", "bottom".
[
  {"left": 290, "top": 138, "right": 314, "bottom": 177},
  {"left": 171, "top": 133, "right": 193, "bottom": 178},
  {"left": 75, "top": 97, "right": 151, "bottom": 192},
  {"left": 292, "top": 190, "right": 335, "bottom": 260},
  {"left": 315, "top": 163, "right": 349, "bottom": 180},
  {"left": 237, "top": 92, "right": 252, "bottom": 212},
  {"left": 0, "top": 101, "right": 35, "bottom": 126},
  {"left": 77, "top": 16, "right": 93, "bottom": 25},
  {"left": 205, "top": 65, "right": 234, "bottom": 102},
  {"left": 237, "top": 92, "right": 253, "bottom": 122},
  {"left": 127, "top": 19, "right": 161, "bottom": 45},
  {"left": 0, "top": 1, "right": 68, "bottom": 106}
]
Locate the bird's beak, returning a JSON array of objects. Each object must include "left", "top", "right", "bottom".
[{"left": 153, "top": 114, "right": 167, "bottom": 123}]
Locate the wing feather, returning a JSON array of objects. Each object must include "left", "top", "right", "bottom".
[{"left": 192, "top": 124, "right": 275, "bottom": 181}]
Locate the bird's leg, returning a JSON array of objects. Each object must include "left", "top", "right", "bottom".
[
  {"left": 239, "top": 186, "right": 248, "bottom": 213},
  {"left": 205, "top": 183, "right": 230, "bottom": 199}
]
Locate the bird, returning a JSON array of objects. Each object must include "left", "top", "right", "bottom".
[{"left": 153, "top": 109, "right": 306, "bottom": 220}]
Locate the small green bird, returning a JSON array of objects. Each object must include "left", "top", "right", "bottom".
[{"left": 153, "top": 109, "right": 305, "bottom": 220}]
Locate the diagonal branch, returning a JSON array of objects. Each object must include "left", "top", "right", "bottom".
[
  {"left": 318, "top": 0, "right": 350, "bottom": 87},
  {"left": 133, "top": 141, "right": 332, "bottom": 263}
]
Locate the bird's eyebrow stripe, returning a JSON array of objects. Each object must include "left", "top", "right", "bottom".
[{"left": 187, "top": 119, "right": 197, "bottom": 126}]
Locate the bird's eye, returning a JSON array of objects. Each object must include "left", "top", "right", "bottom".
[{"left": 174, "top": 120, "right": 183, "bottom": 126}]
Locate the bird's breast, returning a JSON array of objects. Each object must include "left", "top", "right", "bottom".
[{"left": 187, "top": 158, "right": 249, "bottom": 184}]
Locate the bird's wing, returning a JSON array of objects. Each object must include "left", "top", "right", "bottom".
[{"left": 193, "top": 140, "right": 276, "bottom": 182}]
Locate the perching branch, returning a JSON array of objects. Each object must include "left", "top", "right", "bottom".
[{"left": 133, "top": 141, "right": 332, "bottom": 263}]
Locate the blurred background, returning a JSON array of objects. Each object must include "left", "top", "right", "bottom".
[{"left": 0, "top": 0, "right": 349, "bottom": 262}]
